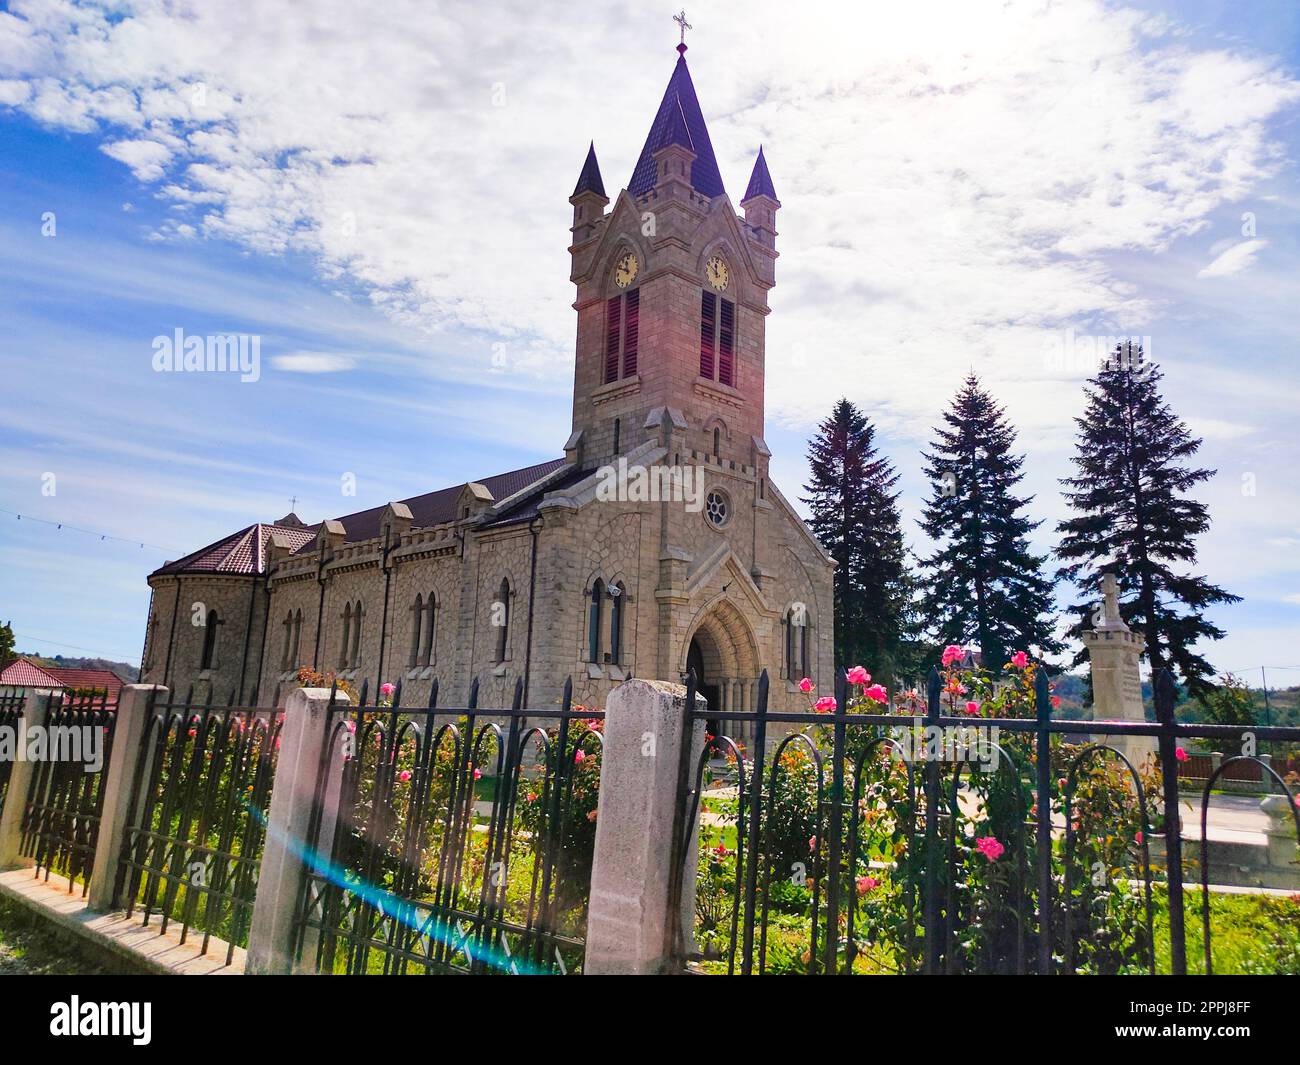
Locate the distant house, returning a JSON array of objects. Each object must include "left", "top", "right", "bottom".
[{"left": 0, "top": 657, "right": 124, "bottom": 705}]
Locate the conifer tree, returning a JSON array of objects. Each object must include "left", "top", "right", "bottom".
[
  {"left": 918, "top": 373, "right": 1060, "bottom": 667},
  {"left": 803, "top": 398, "right": 918, "bottom": 682},
  {"left": 1056, "top": 344, "right": 1238, "bottom": 695}
]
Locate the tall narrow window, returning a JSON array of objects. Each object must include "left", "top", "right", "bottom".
[
  {"left": 800, "top": 619, "right": 810, "bottom": 680},
  {"left": 409, "top": 594, "right": 424, "bottom": 667},
  {"left": 622, "top": 288, "right": 639, "bottom": 377},
  {"left": 699, "top": 291, "right": 716, "bottom": 379},
  {"left": 784, "top": 611, "right": 796, "bottom": 679},
  {"left": 610, "top": 583, "right": 625, "bottom": 665},
  {"left": 613, "top": 417, "right": 621, "bottom": 454},
  {"left": 713, "top": 427, "right": 720, "bottom": 458},
  {"left": 495, "top": 579, "right": 511, "bottom": 664},
  {"left": 718, "top": 297, "right": 735, "bottom": 386},
  {"left": 422, "top": 594, "right": 436, "bottom": 666},
  {"left": 280, "top": 612, "right": 293, "bottom": 670},
  {"left": 200, "top": 609, "right": 219, "bottom": 670},
  {"left": 340, "top": 603, "right": 352, "bottom": 668},
  {"left": 350, "top": 601, "right": 363, "bottom": 669},
  {"left": 588, "top": 579, "right": 604, "bottom": 663},
  {"left": 292, "top": 609, "right": 302, "bottom": 667},
  {"left": 604, "top": 296, "right": 622, "bottom": 384}
]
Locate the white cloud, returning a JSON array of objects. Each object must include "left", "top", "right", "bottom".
[
  {"left": 1197, "top": 239, "right": 1269, "bottom": 279},
  {"left": 0, "top": 0, "right": 1294, "bottom": 433},
  {"left": 270, "top": 351, "right": 356, "bottom": 374}
]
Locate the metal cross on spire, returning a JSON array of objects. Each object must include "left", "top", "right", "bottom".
[{"left": 673, "top": 9, "right": 692, "bottom": 50}]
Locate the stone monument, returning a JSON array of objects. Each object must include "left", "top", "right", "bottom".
[{"left": 1083, "top": 572, "right": 1153, "bottom": 768}]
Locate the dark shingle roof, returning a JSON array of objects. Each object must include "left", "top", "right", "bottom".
[
  {"left": 628, "top": 52, "right": 725, "bottom": 200},
  {"left": 152, "top": 458, "right": 569, "bottom": 577},
  {"left": 742, "top": 146, "right": 779, "bottom": 204},
  {"left": 572, "top": 141, "right": 606, "bottom": 198}
]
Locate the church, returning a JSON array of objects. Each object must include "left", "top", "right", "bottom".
[{"left": 137, "top": 40, "right": 835, "bottom": 730}]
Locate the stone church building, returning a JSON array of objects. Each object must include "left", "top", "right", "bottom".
[{"left": 138, "top": 42, "right": 835, "bottom": 726}]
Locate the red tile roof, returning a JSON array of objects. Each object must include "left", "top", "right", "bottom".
[
  {"left": 44, "top": 667, "right": 125, "bottom": 694},
  {"left": 0, "top": 658, "right": 63, "bottom": 688},
  {"left": 151, "top": 458, "right": 568, "bottom": 577}
]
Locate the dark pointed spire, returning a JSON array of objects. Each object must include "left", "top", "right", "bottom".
[
  {"left": 628, "top": 51, "right": 725, "bottom": 200},
  {"left": 572, "top": 141, "right": 606, "bottom": 198},
  {"left": 742, "top": 145, "right": 779, "bottom": 205}
]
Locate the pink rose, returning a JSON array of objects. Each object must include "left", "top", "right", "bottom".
[
  {"left": 1050, "top": 695, "right": 1061, "bottom": 709},
  {"left": 964, "top": 701, "right": 980, "bottom": 716},
  {"left": 1010, "top": 651, "right": 1029, "bottom": 670},
  {"left": 1175, "top": 747, "right": 1189, "bottom": 762},
  {"left": 856, "top": 875, "right": 879, "bottom": 895},
  {"left": 808, "top": 836, "right": 817, "bottom": 851},
  {"left": 574, "top": 749, "right": 586, "bottom": 764},
  {"left": 941, "top": 645, "right": 965, "bottom": 667},
  {"left": 1134, "top": 830, "right": 1144, "bottom": 845},
  {"left": 864, "top": 684, "right": 888, "bottom": 704},
  {"left": 846, "top": 666, "right": 870, "bottom": 686},
  {"left": 473, "top": 767, "right": 482, "bottom": 779},
  {"left": 397, "top": 770, "right": 411, "bottom": 783},
  {"left": 975, "top": 836, "right": 1005, "bottom": 862},
  {"left": 380, "top": 682, "right": 395, "bottom": 696},
  {"left": 813, "top": 696, "right": 837, "bottom": 714},
  {"left": 798, "top": 677, "right": 814, "bottom": 693}
]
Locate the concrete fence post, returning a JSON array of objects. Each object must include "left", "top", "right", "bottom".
[
  {"left": 247, "top": 686, "right": 349, "bottom": 975},
  {"left": 584, "top": 678, "right": 704, "bottom": 975},
  {"left": 87, "top": 684, "right": 166, "bottom": 912},
  {"left": 0, "top": 690, "right": 51, "bottom": 870}
]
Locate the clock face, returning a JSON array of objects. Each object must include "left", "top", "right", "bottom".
[
  {"left": 705, "top": 255, "right": 730, "bottom": 291},
  {"left": 614, "top": 251, "right": 638, "bottom": 288}
]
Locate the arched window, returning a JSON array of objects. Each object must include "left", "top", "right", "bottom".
[
  {"left": 200, "top": 609, "right": 220, "bottom": 670},
  {"left": 409, "top": 594, "right": 424, "bottom": 667},
  {"left": 350, "top": 600, "right": 363, "bottom": 669},
  {"left": 604, "top": 288, "right": 640, "bottom": 383},
  {"left": 280, "top": 611, "right": 293, "bottom": 670},
  {"left": 609, "top": 582, "right": 625, "bottom": 665},
  {"left": 588, "top": 579, "right": 604, "bottom": 663},
  {"left": 495, "top": 579, "right": 511, "bottom": 664},
  {"left": 713, "top": 426, "right": 720, "bottom": 458},
  {"left": 784, "top": 605, "right": 809, "bottom": 681},
  {"left": 339, "top": 603, "right": 353, "bottom": 668},
  {"left": 422, "top": 593, "right": 436, "bottom": 666}
]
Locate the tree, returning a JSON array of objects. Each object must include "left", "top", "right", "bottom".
[
  {"left": 917, "top": 373, "right": 1060, "bottom": 668},
  {"left": 803, "top": 398, "right": 919, "bottom": 684},
  {"left": 1196, "top": 673, "right": 1256, "bottom": 728},
  {"left": 1056, "top": 343, "right": 1238, "bottom": 696},
  {"left": 0, "top": 620, "right": 13, "bottom": 663}
]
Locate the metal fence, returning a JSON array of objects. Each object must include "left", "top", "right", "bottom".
[
  {"left": 111, "top": 693, "right": 284, "bottom": 965},
  {"left": 0, "top": 689, "right": 25, "bottom": 811},
  {"left": 669, "top": 668, "right": 1300, "bottom": 975},
  {"left": 292, "top": 677, "right": 603, "bottom": 975},
  {"left": 19, "top": 689, "right": 117, "bottom": 895}
]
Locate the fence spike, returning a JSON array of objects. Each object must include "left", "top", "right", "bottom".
[
  {"left": 358, "top": 677, "right": 369, "bottom": 707},
  {"left": 1034, "top": 666, "right": 1051, "bottom": 722},
  {"left": 512, "top": 676, "right": 524, "bottom": 710},
  {"left": 393, "top": 676, "right": 403, "bottom": 708},
  {"left": 561, "top": 675, "right": 572, "bottom": 713},
  {"left": 834, "top": 666, "right": 848, "bottom": 715},
  {"left": 467, "top": 676, "right": 480, "bottom": 710},
  {"left": 427, "top": 677, "right": 439, "bottom": 709}
]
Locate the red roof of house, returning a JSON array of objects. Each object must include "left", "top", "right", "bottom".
[
  {"left": 151, "top": 458, "right": 568, "bottom": 578},
  {"left": 0, "top": 658, "right": 63, "bottom": 688},
  {"left": 44, "top": 667, "right": 125, "bottom": 694}
]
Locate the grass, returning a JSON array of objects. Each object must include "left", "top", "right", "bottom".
[{"left": 0, "top": 898, "right": 115, "bottom": 975}]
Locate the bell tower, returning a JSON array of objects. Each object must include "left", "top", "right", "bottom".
[{"left": 565, "top": 39, "right": 780, "bottom": 475}]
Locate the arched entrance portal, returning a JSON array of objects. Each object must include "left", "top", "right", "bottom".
[{"left": 683, "top": 599, "right": 762, "bottom": 747}]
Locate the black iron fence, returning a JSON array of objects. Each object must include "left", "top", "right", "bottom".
[
  {"left": 19, "top": 689, "right": 117, "bottom": 895},
  {"left": 0, "top": 689, "right": 24, "bottom": 811},
  {"left": 670, "top": 668, "right": 1300, "bottom": 975},
  {"left": 111, "top": 693, "right": 283, "bottom": 965},
  {"left": 291, "top": 677, "right": 604, "bottom": 975}
]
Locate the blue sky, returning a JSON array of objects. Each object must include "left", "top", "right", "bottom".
[{"left": 1, "top": 0, "right": 1299, "bottom": 684}]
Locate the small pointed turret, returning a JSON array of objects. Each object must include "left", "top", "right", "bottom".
[
  {"left": 742, "top": 145, "right": 779, "bottom": 205},
  {"left": 572, "top": 141, "right": 606, "bottom": 198},
  {"left": 740, "top": 145, "right": 780, "bottom": 257},
  {"left": 569, "top": 141, "right": 609, "bottom": 245}
]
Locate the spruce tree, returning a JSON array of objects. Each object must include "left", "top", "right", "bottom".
[
  {"left": 803, "top": 398, "right": 917, "bottom": 682},
  {"left": 918, "top": 373, "right": 1060, "bottom": 667},
  {"left": 1056, "top": 343, "right": 1238, "bottom": 696}
]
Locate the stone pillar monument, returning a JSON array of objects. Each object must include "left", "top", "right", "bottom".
[{"left": 1083, "top": 573, "right": 1153, "bottom": 768}]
